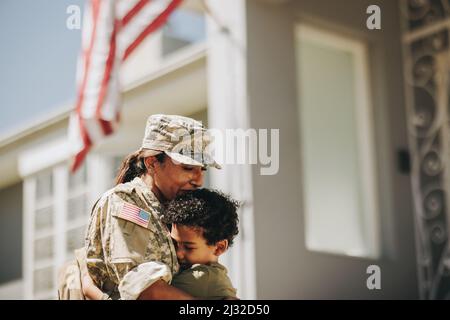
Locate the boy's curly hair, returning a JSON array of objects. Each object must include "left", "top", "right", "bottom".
[{"left": 162, "top": 189, "right": 240, "bottom": 247}]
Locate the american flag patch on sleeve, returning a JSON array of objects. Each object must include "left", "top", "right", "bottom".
[{"left": 118, "top": 202, "right": 151, "bottom": 228}]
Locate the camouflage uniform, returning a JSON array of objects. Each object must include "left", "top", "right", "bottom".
[
  {"left": 57, "top": 248, "right": 93, "bottom": 300},
  {"left": 58, "top": 114, "right": 220, "bottom": 300},
  {"left": 57, "top": 250, "right": 85, "bottom": 300},
  {"left": 83, "top": 177, "right": 178, "bottom": 299}
]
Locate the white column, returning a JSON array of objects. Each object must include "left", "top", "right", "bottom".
[
  {"left": 87, "top": 154, "right": 113, "bottom": 209},
  {"left": 206, "top": 0, "right": 256, "bottom": 299},
  {"left": 53, "top": 165, "right": 67, "bottom": 292},
  {"left": 23, "top": 178, "right": 36, "bottom": 300}
]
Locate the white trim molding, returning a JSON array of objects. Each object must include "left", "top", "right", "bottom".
[{"left": 18, "top": 137, "right": 70, "bottom": 178}]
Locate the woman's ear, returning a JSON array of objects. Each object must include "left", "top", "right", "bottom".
[
  {"left": 144, "top": 157, "right": 156, "bottom": 171},
  {"left": 214, "top": 240, "right": 229, "bottom": 256}
]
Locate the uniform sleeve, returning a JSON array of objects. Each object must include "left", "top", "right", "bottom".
[
  {"left": 85, "top": 192, "right": 172, "bottom": 298},
  {"left": 57, "top": 260, "right": 85, "bottom": 300},
  {"left": 118, "top": 261, "right": 172, "bottom": 300},
  {"left": 85, "top": 197, "right": 109, "bottom": 288}
]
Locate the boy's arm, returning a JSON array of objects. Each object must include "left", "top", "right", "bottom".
[
  {"left": 81, "top": 269, "right": 195, "bottom": 300},
  {"left": 119, "top": 261, "right": 195, "bottom": 300}
]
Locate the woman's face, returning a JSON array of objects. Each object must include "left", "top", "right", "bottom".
[{"left": 151, "top": 156, "right": 205, "bottom": 202}]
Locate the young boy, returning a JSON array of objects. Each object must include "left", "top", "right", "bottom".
[
  {"left": 77, "top": 188, "right": 240, "bottom": 300},
  {"left": 160, "top": 188, "right": 240, "bottom": 300}
]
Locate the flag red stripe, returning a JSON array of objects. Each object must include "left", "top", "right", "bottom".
[
  {"left": 98, "top": 119, "right": 114, "bottom": 135},
  {"left": 71, "top": 0, "right": 183, "bottom": 172},
  {"left": 71, "top": 115, "right": 92, "bottom": 172},
  {"left": 122, "top": 0, "right": 183, "bottom": 61},
  {"left": 72, "top": 147, "right": 91, "bottom": 173},
  {"left": 121, "top": 210, "right": 145, "bottom": 216},
  {"left": 121, "top": 211, "right": 148, "bottom": 221},
  {"left": 121, "top": 0, "right": 150, "bottom": 27},
  {"left": 71, "top": 0, "right": 101, "bottom": 172},
  {"left": 123, "top": 203, "right": 140, "bottom": 211},
  {"left": 121, "top": 207, "right": 149, "bottom": 221},
  {"left": 76, "top": 0, "right": 101, "bottom": 114},
  {"left": 120, "top": 216, "right": 148, "bottom": 224},
  {"left": 122, "top": 205, "right": 146, "bottom": 216},
  {"left": 95, "top": 18, "right": 118, "bottom": 135},
  {"left": 119, "top": 212, "right": 149, "bottom": 224}
]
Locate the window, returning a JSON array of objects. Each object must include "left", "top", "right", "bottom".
[
  {"left": 162, "top": 8, "right": 205, "bottom": 57},
  {"left": 30, "top": 169, "right": 55, "bottom": 299},
  {"left": 295, "top": 24, "right": 380, "bottom": 258},
  {"left": 24, "top": 162, "right": 91, "bottom": 299},
  {"left": 65, "top": 164, "right": 90, "bottom": 260}
]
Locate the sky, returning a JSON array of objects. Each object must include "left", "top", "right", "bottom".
[
  {"left": 0, "top": 0, "right": 85, "bottom": 136},
  {"left": 0, "top": 0, "right": 205, "bottom": 137}
]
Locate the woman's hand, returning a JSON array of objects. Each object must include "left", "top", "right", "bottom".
[
  {"left": 81, "top": 273, "right": 107, "bottom": 300},
  {"left": 75, "top": 248, "right": 108, "bottom": 300},
  {"left": 137, "top": 279, "right": 195, "bottom": 300}
]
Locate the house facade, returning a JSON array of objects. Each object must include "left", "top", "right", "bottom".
[{"left": 1, "top": 0, "right": 449, "bottom": 299}]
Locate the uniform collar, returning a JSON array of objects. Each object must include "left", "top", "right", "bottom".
[{"left": 131, "top": 176, "right": 163, "bottom": 216}]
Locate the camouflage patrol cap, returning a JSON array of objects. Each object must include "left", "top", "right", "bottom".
[{"left": 140, "top": 114, "right": 221, "bottom": 169}]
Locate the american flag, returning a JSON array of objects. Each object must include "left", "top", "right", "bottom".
[
  {"left": 119, "top": 202, "right": 151, "bottom": 228},
  {"left": 68, "top": 0, "right": 183, "bottom": 172}
]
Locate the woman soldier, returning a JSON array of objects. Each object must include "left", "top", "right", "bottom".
[{"left": 58, "top": 114, "right": 221, "bottom": 300}]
